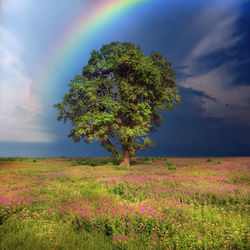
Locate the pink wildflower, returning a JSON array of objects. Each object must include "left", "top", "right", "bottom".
[
  {"left": 130, "top": 232, "right": 135, "bottom": 239},
  {"left": 152, "top": 234, "right": 158, "bottom": 242},
  {"left": 197, "top": 234, "right": 202, "bottom": 241}
]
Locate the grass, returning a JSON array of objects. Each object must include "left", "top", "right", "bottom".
[{"left": 0, "top": 156, "right": 249, "bottom": 249}]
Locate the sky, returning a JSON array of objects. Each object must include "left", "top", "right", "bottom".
[{"left": 0, "top": 0, "right": 250, "bottom": 157}]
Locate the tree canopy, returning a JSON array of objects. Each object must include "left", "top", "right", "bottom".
[{"left": 54, "top": 42, "right": 180, "bottom": 167}]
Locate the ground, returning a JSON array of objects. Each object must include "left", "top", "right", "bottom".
[{"left": 0, "top": 156, "right": 249, "bottom": 249}]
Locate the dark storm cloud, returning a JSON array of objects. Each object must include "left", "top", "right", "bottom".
[
  {"left": 181, "top": 2, "right": 250, "bottom": 89},
  {"left": 177, "top": 0, "right": 250, "bottom": 126},
  {"left": 146, "top": 86, "right": 250, "bottom": 157}
]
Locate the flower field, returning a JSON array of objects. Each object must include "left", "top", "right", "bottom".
[{"left": 0, "top": 157, "right": 249, "bottom": 249}]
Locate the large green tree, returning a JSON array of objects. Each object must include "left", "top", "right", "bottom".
[{"left": 54, "top": 42, "right": 180, "bottom": 167}]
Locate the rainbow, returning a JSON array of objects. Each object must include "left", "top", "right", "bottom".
[{"left": 40, "top": 0, "right": 149, "bottom": 95}]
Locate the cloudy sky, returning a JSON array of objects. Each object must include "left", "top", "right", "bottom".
[{"left": 0, "top": 0, "right": 250, "bottom": 157}]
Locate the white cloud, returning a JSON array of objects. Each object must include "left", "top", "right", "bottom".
[
  {"left": 0, "top": 26, "right": 21, "bottom": 50},
  {"left": 1, "top": 0, "right": 30, "bottom": 13},
  {"left": 0, "top": 26, "right": 54, "bottom": 142}
]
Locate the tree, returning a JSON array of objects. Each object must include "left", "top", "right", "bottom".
[{"left": 54, "top": 42, "right": 180, "bottom": 167}]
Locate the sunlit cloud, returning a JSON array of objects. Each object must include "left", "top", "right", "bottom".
[
  {"left": 180, "top": 64, "right": 250, "bottom": 124},
  {"left": 0, "top": 26, "right": 54, "bottom": 142}
]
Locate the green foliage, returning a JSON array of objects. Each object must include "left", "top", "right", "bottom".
[
  {"left": 29, "top": 158, "right": 37, "bottom": 163},
  {"left": 216, "top": 160, "right": 223, "bottom": 164},
  {"left": 54, "top": 42, "right": 180, "bottom": 165},
  {"left": 241, "top": 162, "right": 248, "bottom": 166},
  {"left": 206, "top": 158, "right": 213, "bottom": 162},
  {"left": 81, "top": 160, "right": 99, "bottom": 166},
  {"left": 143, "top": 157, "right": 155, "bottom": 165},
  {"left": 71, "top": 159, "right": 100, "bottom": 166},
  {"left": 0, "top": 157, "right": 25, "bottom": 164},
  {"left": 71, "top": 158, "right": 119, "bottom": 167},
  {"left": 130, "top": 160, "right": 139, "bottom": 165},
  {"left": 70, "top": 159, "right": 79, "bottom": 166},
  {"left": 0, "top": 157, "right": 15, "bottom": 164},
  {"left": 167, "top": 160, "right": 176, "bottom": 170},
  {"left": 105, "top": 161, "right": 114, "bottom": 166}
]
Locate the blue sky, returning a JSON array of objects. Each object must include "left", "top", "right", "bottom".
[{"left": 0, "top": 0, "right": 250, "bottom": 157}]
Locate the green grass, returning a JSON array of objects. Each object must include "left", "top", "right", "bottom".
[{"left": 0, "top": 157, "right": 249, "bottom": 249}]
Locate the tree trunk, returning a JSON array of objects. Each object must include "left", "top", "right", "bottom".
[{"left": 119, "top": 149, "right": 130, "bottom": 168}]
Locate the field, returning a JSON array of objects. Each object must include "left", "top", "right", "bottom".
[{"left": 0, "top": 157, "right": 249, "bottom": 249}]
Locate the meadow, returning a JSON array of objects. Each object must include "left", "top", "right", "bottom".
[{"left": 0, "top": 156, "right": 249, "bottom": 249}]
